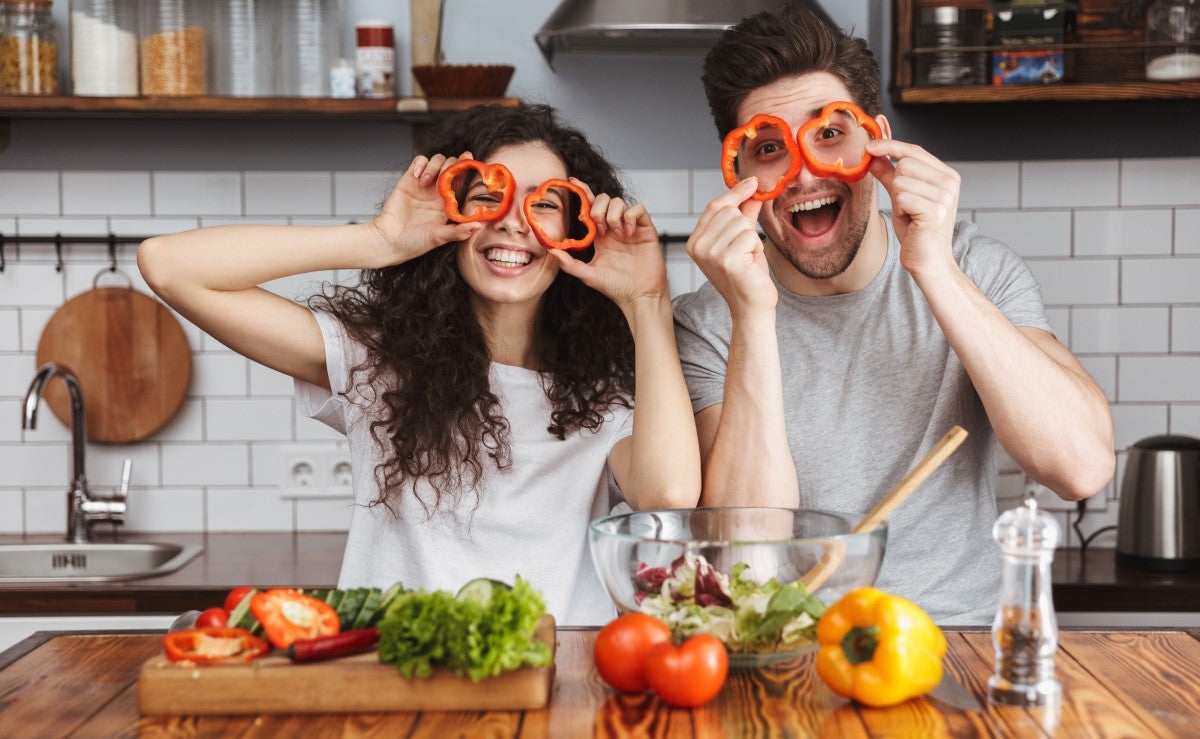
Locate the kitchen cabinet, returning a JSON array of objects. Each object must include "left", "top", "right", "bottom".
[
  {"left": 0, "top": 614, "right": 173, "bottom": 653},
  {"left": 892, "top": 0, "right": 1200, "bottom": 103}
]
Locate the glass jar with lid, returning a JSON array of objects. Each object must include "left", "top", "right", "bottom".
[
  {"left": 277, "top": 0, "right": 343, "bottom": 96},
  {"left": 70, "top": 0, "right": 138, "bottom": 96},
  {"left": 1146, "top": 0, "right": 1200, "bottom": 81},
  {"left": 140, "top": 0, "right": 209, "bottom": 96},
  {"left": 0, "top": 0, "right": 60, "bottom": 94},
  {"left": 210, "top": 0, "right": 277, "bottom": 96}
]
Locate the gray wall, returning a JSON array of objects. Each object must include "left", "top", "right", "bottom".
[{"left": 0, "top": 0, "right": 867, "bottom": 172}]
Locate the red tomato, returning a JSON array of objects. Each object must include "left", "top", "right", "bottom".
[
  {"left": 224, "top": 586, "right": 255, "bottom": 614},
  {"left": 195, "top": 607, "right": 229, "bottom": 628},
  {"left": 593, "top": 613, "right": 672, "bottom": 693},
  {"left": 644, "top": 633, "right": 729, "bottom": 708}
]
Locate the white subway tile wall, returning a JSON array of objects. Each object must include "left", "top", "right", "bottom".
[{"left": 0, "top": 160, "right": 1197, "bottom": 537}]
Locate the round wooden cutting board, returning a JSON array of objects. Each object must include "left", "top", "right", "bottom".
[{"left": 36, "top": 284, "right": 192, "bottom": 443}]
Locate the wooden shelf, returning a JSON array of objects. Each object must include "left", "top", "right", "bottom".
[
  {"left": 0, "top": 95, "right": 521, "bottom": 120},
  {"left": 891, "top": 0, "right": 1200, "bottom": 105},
  {"left": 898, "top": 81, "right": 1200, "bottom": 103}
]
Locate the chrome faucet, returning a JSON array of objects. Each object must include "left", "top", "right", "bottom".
[{"left": 22, "top": 362, "right": 127, "bottom": 543}]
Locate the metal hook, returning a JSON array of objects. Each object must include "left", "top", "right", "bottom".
[
  {"left": 0, "top": 232, "right": 6, "bottom": 273},
  {"left": 54, "top": 233, "right": 63, "bottom": 273},
  {"left": 107, "top": 234, "right": 118, "bottom": 272}
]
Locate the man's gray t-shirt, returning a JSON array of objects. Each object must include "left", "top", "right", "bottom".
[{"left": 673, "top": 216, "right": 1052, "bottom": 625}]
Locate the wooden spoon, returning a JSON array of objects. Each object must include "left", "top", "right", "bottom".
[{"left": 798, "top": 425, "right": 969, "bottom": 593}]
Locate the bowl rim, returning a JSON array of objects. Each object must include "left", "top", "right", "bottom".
[{"left": 588, "top": 506, "right": 887, "bottom": 547}]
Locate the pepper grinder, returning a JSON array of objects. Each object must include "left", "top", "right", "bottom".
[{"left": 988, "top": 493, "right": 1062, "bottom": 707}]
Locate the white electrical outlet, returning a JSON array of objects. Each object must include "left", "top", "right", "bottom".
[{"left": 280, "top": 445, "right": 354, "bottom": 498}]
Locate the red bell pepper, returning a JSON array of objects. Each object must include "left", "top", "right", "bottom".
[
  {"left": 437, "top": 159, "right": 516, "bottom": 223},
  {"left": 161, "top": 626, "right": 269, "bottom": 665},
  {"left": 523, "top": 178, "right": 597, "bottom": 251},
  {"left": 250, "top": 588, "right": 341, "bottom": 650},
  {"left": 721, "top": 113, "right": 802, "bottom": 201},
  {"left": 796, "top": 101, "right": 883, "bottom": 183}
]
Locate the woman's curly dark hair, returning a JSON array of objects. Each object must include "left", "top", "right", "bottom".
[{"left": 309, "top": 103, "right": 635, "bottom": 516}]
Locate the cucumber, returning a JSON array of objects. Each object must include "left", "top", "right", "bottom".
[
  {"left": 350, "top": 588, "right": 383, "bottom": 630},
  {"left": 455, "top": 578, "right": 511, "bottom": 606},
  {"left": 307, "top": 588, "right": 330, "bottom": 602},
  {"left": 373, "top": 582, "right": 404, "bottom": 624},
  {"left": 227, "top": 587, "right": 258, "bottom": 629},
  {"left": 324, "top": 589, "right": 347, "bottom": 615},
  {"left": 337, "top": 588, "right": 368, "bottom": 627}
]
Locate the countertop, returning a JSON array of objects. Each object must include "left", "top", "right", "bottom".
[
  {"left": 2, "top": 532, "right": 1199, "bottom": 616},
  {"left": 1, "top": 628, "right": 1198, "bottom": 736}
]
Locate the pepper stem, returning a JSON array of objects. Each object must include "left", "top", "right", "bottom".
[{"left": 841, "top": 625, "right": 880, "bottom": 665}]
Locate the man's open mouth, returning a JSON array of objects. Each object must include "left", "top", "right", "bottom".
[{"left": 787, "top": 195, "right": 842, "bottom": 238}]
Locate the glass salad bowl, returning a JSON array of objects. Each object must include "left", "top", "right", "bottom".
[{"left": 589, "top": 507, "right": 887, "bottom": 669}]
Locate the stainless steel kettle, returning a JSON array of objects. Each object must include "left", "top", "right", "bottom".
[{"left": 1116, "top": 434, "right": 1200, "bottom": 571}]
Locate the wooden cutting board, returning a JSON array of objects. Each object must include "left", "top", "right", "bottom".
[
  {"left": 137, "top": 615, "right": 556, "bottom": 715},
  {"left": 36, "top": 283, "right": 191, "bottom": 443}
]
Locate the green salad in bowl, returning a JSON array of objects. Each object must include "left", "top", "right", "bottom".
[{"left": 589, "top": 507, "right": 887, "bottom": 668}]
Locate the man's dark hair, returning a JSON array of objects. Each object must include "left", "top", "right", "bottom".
[{"left": 701, "top": 3, "right": 881, "bottom": 140}]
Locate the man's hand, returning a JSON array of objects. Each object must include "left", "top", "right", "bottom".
[
  {"left": 686, "top": 177, "right": 775, "bottom": 319},
  {"left": 867, "top": 139, "right": 961, "bottom": 280}
]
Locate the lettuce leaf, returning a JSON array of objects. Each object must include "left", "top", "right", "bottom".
[{"left": 376, "top": 575, "right": 552, "bottom": 682}]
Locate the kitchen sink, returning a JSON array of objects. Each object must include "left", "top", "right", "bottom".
[{"left": 0, "top": 541, "right": 203, "bottom": 583}]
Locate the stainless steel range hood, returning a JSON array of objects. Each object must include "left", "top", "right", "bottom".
[{"left": 534, "top": 0, "right": 834, "bottom": 67}]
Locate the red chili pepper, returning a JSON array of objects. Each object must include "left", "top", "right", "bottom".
[
  {"left": 437, "top": 159, "right": 516, "bottom": 223},
  {"left": 250, "top": 588, "right": 341, "bottom": 650},
  {"left": 720, "top": 113, "right": 802, "bottom": 201},
  {"left": 285, "top": 627, "right": 380, "bottom": 663},
  {"left": 795, "top": 101, "right": 883, "bottom": 183},
  {"left": 523, "top": 178, "right": 597, "bottom": 251},
  {"left": 161, "top": 626, "right": 269, "bottom": 665}
]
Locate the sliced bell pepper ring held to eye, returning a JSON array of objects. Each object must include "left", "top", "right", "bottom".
[
  {"left": 523, "top": 178, "right": 597, "bottom": 251},
  {"left": 162, "top": 626, "right": 270, "bottom": 665},
  {"left": 437, "top": 159, "right": 516, "bottom": 223},
  {"left": 721, "top": 113, "right": 802, "bottom": 201},
  {"left": 796, "top": 101, "right": 883, "bottom": 184},
  {"left": 250, "top": 588, "right": 341, "bottom": 650}
]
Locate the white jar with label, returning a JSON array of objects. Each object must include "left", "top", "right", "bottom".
[{"left": 355, "top": 20, "right": 395, "bottom": 98}]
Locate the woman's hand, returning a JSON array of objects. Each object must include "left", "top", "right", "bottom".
[
  {"left": 368, "top": 153, "right": 484, "bottom": 266},
  {"left": 547, "top": 179, "right": 669, "bottom": 311}
]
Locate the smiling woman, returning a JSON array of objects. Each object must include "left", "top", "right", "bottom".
[{"left": 135, "top": 102, "right": 701, "bottom": 627}]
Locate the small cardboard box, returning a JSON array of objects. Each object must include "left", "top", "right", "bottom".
[{"left": 989, "top": 0, "right": 1078, "bottom": 84}]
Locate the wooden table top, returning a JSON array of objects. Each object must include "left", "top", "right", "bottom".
[{"left": 1, "top": 628, "right": 1198, "bottom": 737}]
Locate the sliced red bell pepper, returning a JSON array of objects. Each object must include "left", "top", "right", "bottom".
[
  {"left": 161, "top": 626, "right": 269, "bottom": 665},
  {"left": 437, "top": 159, "right": 516, "bottom": 223},
  {"left": 250, "top": 588, "right": 340, "bottom": 650},
  {"left": 796, "top": 101, "right": 883, "bottom": 184},
  {"left": 721, "top": 113, "right": 802, "bottom": 201},
  {"left": 523, "top": 178, "right": 597, "bottom": 251}
]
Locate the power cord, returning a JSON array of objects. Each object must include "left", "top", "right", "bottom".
[{"left": 1073, "top": 499, "right": 1117, "bottom": 554}]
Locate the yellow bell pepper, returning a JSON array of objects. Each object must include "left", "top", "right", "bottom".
[{"left": 815, "top": 587, "right": 947, "bottom": 708}]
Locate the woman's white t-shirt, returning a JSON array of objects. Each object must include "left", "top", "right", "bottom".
[{"left": 295, "top": 310, "right": 633, "bottom": 626}]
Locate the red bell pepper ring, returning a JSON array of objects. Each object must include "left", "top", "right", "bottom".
[
  {"left": 796, "top": 101, "right": 883, "bottom": 184},
  {"left": 161, "top": 626, "right": 270, "bottom": 665},
  {"left": 250, "top": 588, "right": 341, "bottom": 650},
  {"left": 721, "top": 113, "right": 802, "bottom": 201},
  {"left": 437, "top": 159, "right": 516, "bottom": 223},
  {"left": 523, "top": 178, "right": 597, "bottom": 251}
]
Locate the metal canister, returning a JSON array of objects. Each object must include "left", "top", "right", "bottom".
[{"left": 915, "top": 6, "right": 987, "bottom": 86}]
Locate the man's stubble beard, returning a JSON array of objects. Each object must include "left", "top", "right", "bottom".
[{"left": 764, "top": 191, "right": 873, "bottom": 281}]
